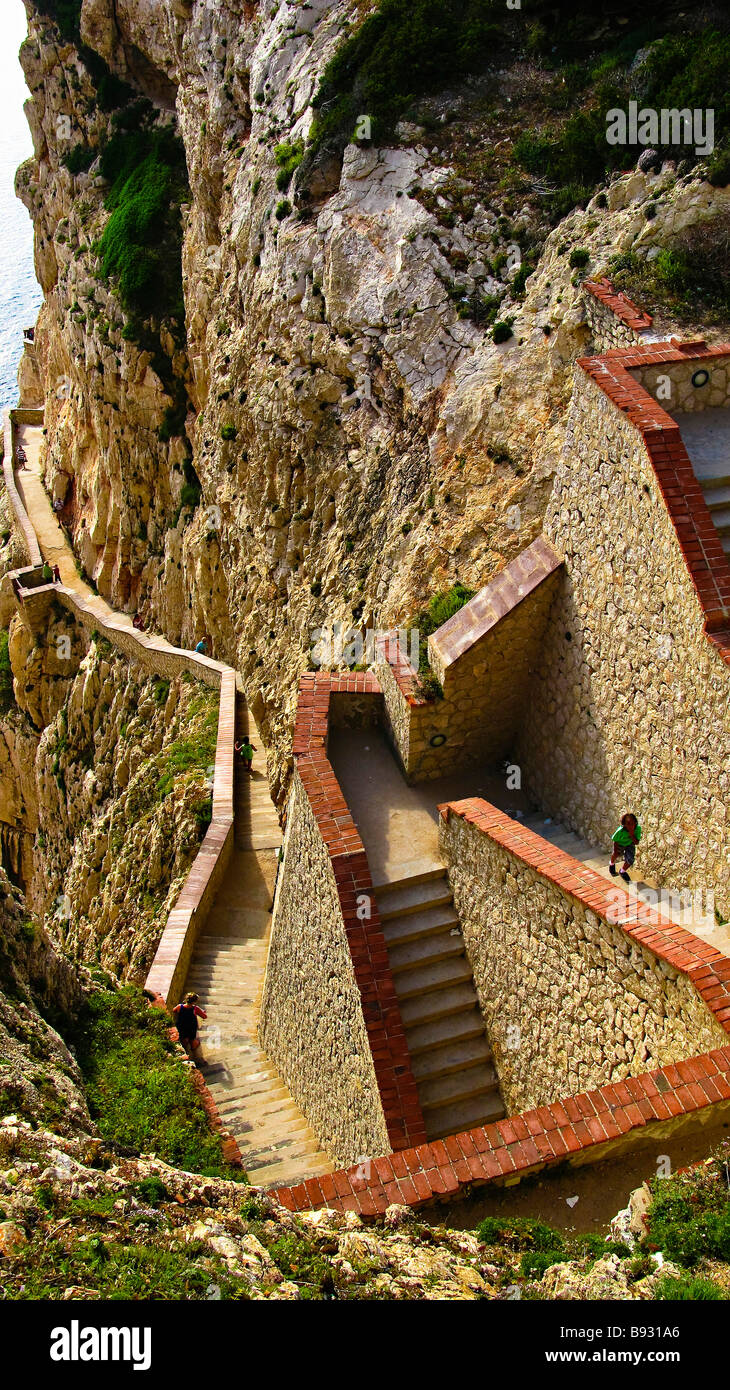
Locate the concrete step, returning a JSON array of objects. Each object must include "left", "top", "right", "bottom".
[
  {"left": 711, "top": 507, "right": 730, "bottom": 534},
  {"left": 399, "top": 981, "right": 479, "bottom": 1028},
  {"left": 406, "top": 1007, "right": 486, "bottom": 1056},
  {"left": 425, "top": 1088, "right": 505, "bottom": 1141},
  {"left": 705, "top": 484, "right": 730, "bottom": 509},
  {"left": 393, "top": 954, "right": 473, "bottom": 1000},
  {"left": 418, "top": 1063, "right": 500, "bottom": 1112},
  {"left": 377, "top": 878, "right": 453, "bottom": 921},
  {"left": 411, "top": 1035, "right": 493, "bottom": 1083},
  {"left": 387, "top": 930, "right": 464, "bottom": 976},
  {"left": 371, "top": 858, "right": 447, "bottom": 893},
  {"left": 382, "top": 905, "right": 460, "bottom": 948},
  {"left": 247, "top": 1154, "right": 334, "bottom": 1188}
]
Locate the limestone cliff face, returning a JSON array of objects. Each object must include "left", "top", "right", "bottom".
[
  {"left": 15, "top": 1, "right": 730, "bottom": 797},
  {"left": 0, "top": 598, "right": 217, "bottom": 978},
  {"left": 0, "top": 865, "right": 90, "bottom": 1134},
  {"left": 29, "top": 635, "right": 218, "bottom": 980}
]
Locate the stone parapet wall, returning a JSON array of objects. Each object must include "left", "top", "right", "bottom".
[
  {"left": 439, "top": 801, "right": 728, "bottom": 1115},
  {"left": 375, "top": 540, "right": 563, "bottom": 783},
  {"left": 583, "top": 278, "right": 654, "bottom": 351},
  {"left": 259, "top": 771, "right": 393, "bottom": 1167},
  {"left": 272, "top": 1053, "right": 730, "bottom": 1218},
  {"left": 519, "top": 357, "right": 730, "bottom": 910},
  {"left": 0, "top": 419, "right": 237, "bottom": 1012},
  {"left": 269, "top": 671, "right": 426, "bottom": 1158}
]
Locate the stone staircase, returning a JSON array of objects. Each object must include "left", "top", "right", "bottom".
[
  {"left": 374, "top": 859, "right": 505, "bottom": 1141},
  {"left": 676, "top": 410, "right": 730, "bottom": 558},
  {"left": 184, "top": 694, "right": 332, "bottom": 1188},
  {"left": 697, "top": 464, "right": 730, "bottom": 559},
  {"left": 518, "top": 813, "right": 729, "bottom": 956}
]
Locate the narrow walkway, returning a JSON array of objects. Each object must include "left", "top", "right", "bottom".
[
  {"left": 8, "top": 425, "right": 332, "bottom": 1189},
  {"left": 12, "top": 423, "right": 188, "bottom": 656},
  {"left": 519, "top": 813, "right": 730, "bottom": 957},
  {"left": 185, "top": 699, "right": 332, "bottom": 1187},
  {"left": 676, "top": 408, "right": 730, "bottom": 559}
]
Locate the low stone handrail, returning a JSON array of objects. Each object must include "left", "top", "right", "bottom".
[{"left": 0, "top": 410, "right": 237, "bottom": 1010}]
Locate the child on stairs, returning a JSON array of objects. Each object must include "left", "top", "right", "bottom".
[{"left": 609, "top": 813, "right": 642, "bottom": 884}]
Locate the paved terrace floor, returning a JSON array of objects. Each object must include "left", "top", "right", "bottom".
[
  {"left": 675, "top": 407, "right": 730, "bottom": 558},
  {"left": 327, "top": 727, "right": 527, "bottom": 884}
]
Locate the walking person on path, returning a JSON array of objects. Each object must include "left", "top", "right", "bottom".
[
  {"left": 172, "top": 992, "right": 207, "bottom": 1062},
  {"left": 235, "top": 736, "right": 256, "bottom": 776},
  {"left": 41, "top": 560, "right": 52, "bottom": 583},
  {"left": 609, "top": 812, "right": 642, "bottom": 884}
]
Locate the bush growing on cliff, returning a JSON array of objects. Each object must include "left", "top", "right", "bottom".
[{"left": 96, "top": 124, "right": 188, "bottom": 323}]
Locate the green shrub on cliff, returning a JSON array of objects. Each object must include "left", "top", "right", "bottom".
[
  {"left": 69, "top": 984, "right": 241, "bottom": 1177},
  {"left": 96, "top": 123, "right": 188, "bottom": 323}
]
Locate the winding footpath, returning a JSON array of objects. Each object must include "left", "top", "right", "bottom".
[{"left": 4, "top": 419, "right": 332, "bottom": 1188}]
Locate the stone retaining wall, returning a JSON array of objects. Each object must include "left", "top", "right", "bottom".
[
  {"left": 633, "top": 352, "right": 730, "bottom": 413},
  {"left": 518, "top": 348, "right": 730, "bottom": 911},
  {"left": 0, "top": 419, "right": 237, "bottom": 1012},
  {"left": 259, "top": 770, "right": 392, "bottom": 1167},
  {"left": 260, "top": 672, "right": 426, "bottom": 1162},
  {"left": 439, "top": 801, "right": 728, "bottom": 1115}
]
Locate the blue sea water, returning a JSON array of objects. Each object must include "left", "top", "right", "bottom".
[{"left": 0, "top": 0, "right": 43, "bottom": 412}]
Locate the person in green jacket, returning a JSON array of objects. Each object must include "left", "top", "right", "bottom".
[
  {"left": 609, "top": 813, "right": 642, "bottom": 883},
  {"left": 41, "top": 560, "right": 52, "bottom": 583}
]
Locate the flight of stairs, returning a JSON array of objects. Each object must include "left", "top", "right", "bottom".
[
  {"left": 676, "top": 412, "right": 730, "bottom": 559},
  {"left": 374, "top": 860, "right": 505, "bottom": 1142},
  {"left": 698, "top": 464, "right": 730, "bottom": 559},
  {"left": 183, "top": 692, "right": 332, "bottom": 1188},
  {"left": 185, "top": 936, "right": 332, "bottom": 1188}
]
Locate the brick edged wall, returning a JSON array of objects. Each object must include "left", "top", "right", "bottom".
[
  {"left": 579, "top": 341, "right": 730, "bottom": 654},
  {"left": 269, "top": 808, "right": 730, "bottom": 1217},
  {"left": 271, "top": 672, "right": 427, "bottom": 1154},
  {"left": 583, "top": 278, "right": 654, "bottom": 350}
]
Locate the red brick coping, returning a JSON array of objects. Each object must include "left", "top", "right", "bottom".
[
  {"left": 376, "top": 632, "right": 428, "bottom": 708},
  {"left": 268, "top": 800, "right": 730, "bottom": 1216},
  {"left": 584, "top": 277, "right": 654, "bottom": 334},
  {"left": 293, "top": 672, "right": 427, "bottom": 1151},
  {"left": 429, "top": 536, "right": 562, "bottom": 672},
  {"left": 578, "top": 341, "right": 730, "bottom": 663}
]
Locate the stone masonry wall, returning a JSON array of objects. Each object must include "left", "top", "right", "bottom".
[
  {"left": 440, "top": 809, "right": 728, "bottom": 1116},
  {"left": 376, "top": 541, "right": 562, "bottom": 782},
  {"left": 259, "top": 771, "right": 391, "bottom": 1167},
  {"left": 583, "top": 280, "right": 654, "bottom": 352},
  {"left": 518, "top": 368, "right": 730, "bottom": 913},
  {"left": 631, "top": 354, "right": 730, "bottom": 412}
]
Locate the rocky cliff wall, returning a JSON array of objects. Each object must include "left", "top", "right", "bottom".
[{"left": 17, "top": 0, "right": 730, "bottom": 801}]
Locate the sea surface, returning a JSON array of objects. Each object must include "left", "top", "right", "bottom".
[{"left": 0, "top": 0, "right": 43, "bottom": 412}]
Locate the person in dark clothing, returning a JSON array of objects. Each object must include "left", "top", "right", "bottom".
[{"left": 172, "top": 992, "right": 207, "bottom": 1060}]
